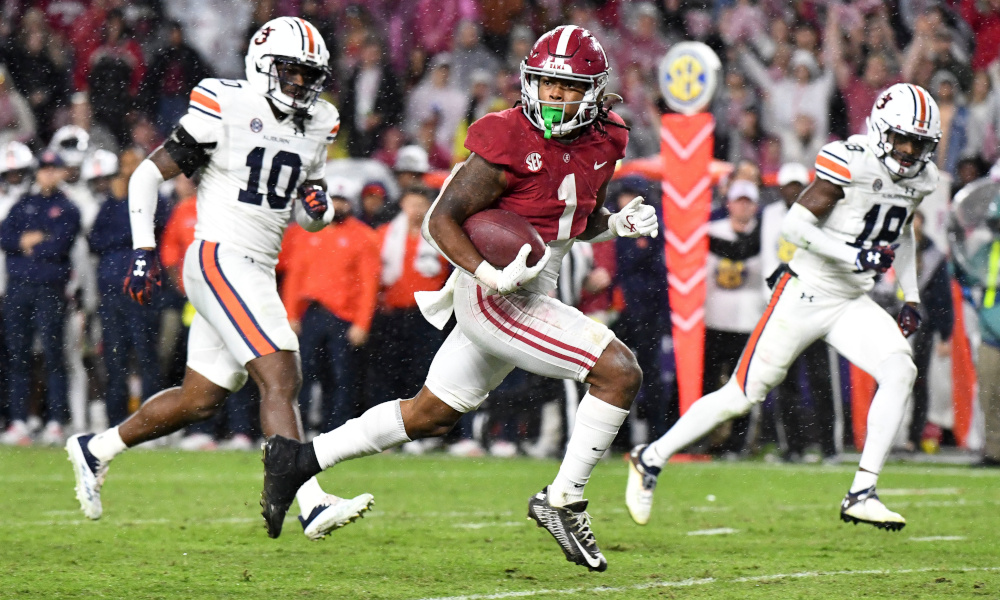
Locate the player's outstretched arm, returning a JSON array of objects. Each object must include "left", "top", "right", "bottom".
[{"left": 781, "top": 177, "right": 860, "bottom": 266}]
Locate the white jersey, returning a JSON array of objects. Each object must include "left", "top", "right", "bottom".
[
  {"left": 179, "top": 78, "right": 338, "bottom": 268},
  {"left": 789, "top": 134, "right": 939, "bottom": 298}
]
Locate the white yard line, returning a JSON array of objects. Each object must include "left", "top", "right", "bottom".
[
  {"left": 878, "top": 487, "right": 962, "bottom": 496},
  {"left": 910, "top": 536, "right": 967, "bottom": 542},
  {"left": 412, "top": 566, "right": 1000, "bottom": 600},
  {"left": 686, "top": 527, "right": 739, "bottom": 536}
]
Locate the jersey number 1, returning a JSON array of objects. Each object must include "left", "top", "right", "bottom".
[
  {"left": 556, "top": 174, "right": 579, "bottom": 241},
  {"left": 238, "top": 147, "right": 302, "bottom": 209}
]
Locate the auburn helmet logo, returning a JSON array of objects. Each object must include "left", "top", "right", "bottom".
[
  {"left": 875, "top": 92, "right": 892, "bottom": 110},
  {"left": 254, "top": 26, "right": 274, "bottom": 45}
]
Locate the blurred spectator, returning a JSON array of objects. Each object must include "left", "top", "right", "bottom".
[
  {"left": 504, "top": 25, "right": 535, "bottom": 72},
  {"left": 761, "top": 163, "right": 839, "bottom": 461},
  {"left": 405, "top": 53, "right": 468, "bottom": 160},
  {"left": 83, "top": 9, "right": 147, "bottom": 145},
  {"left": 0, "top": 64, "right": 36, "bottom": 147},
  {"left": 740, "top": 45, "right": 835, "bottom": 149},
  {"left": 612, "top": 3, "right": 668, "bottom": 83},
  {"left": 930, "top": 70, "right": 970, "bottom": 177},
  {"left": 370, "top": 126, "right": 405, "bottom": 169},
  {"left": 906, "top": 211, "right": 954, "bottom": 453},
  {"left": 612, "top": 182, "right": 672, "bottom": 440},
  {"left": 4, "top": 12, "right": 70, "bottom": 141},
  {"left": 368, "top": 186, "right": 449, "bottom": 406},
  {"left": 778, "top": 113, "right": 825, "bottom": 165},
  {"left": 960, "top": 0, "right": 1000, "bottom": 70},
  {"left": 480, "top": 0, "right": 524, "bottom": 56},
  {"left": 165, "top": 0, "right": 253, "bottom": 79},
  {"left": 703, "top": 180, "right": 766, "bottom": 455},
  {"left": 0, "top": 151, "right": 80, "bottom": 446},
  {"left": 394, "top": 145, "right": 431, "bottom": 190},
  {"left": 450, "top": 20, "right": 501, "bottom": 92},
  {"left": 281, "top": 179, "right": 381, "bottom": 434},
  {"left": 59, "top": 92, "right": 119, "bottom": 155},
  {"left": 88, "top": 147, "right": 169, "bottom": 426},
  {"left": 142, "top": 21, "right": 214, "bottom": 136},
  {"left": 340, "top": 35, "right": 404, "bottom": 158},
  {"left": 964, "top": 70, "right": 999, "bottom": 163},
  {"left": 359, "top": 181, "right": 395, "bottom": 227},
  {"left": 412, "top": 0, "right": 480, "bottom": 56}
]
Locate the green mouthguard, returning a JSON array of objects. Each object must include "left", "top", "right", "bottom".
[{"left": 541, "top": 106, "right": 564, "bottom": 139}]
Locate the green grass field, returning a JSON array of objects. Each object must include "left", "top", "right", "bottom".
[{"left": 2, "top": 447, "right": 999, "bottom": 599}]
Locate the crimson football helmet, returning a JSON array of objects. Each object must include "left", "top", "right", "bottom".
[{"left": 520, "top": 25, "right": 610, "bottom": 137}]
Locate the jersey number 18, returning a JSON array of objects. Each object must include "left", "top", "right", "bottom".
[{"left": 849, "top": 204, "right": 909, "bottom": 248}]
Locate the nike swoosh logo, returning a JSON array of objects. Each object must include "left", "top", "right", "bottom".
[
  {"left": 594, "top": 161, "right": 607, "bottom": 170},
  {"left": 570, "top": 533, "right": 602, "bottom": 568}
]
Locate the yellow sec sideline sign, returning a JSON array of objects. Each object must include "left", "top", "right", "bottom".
[{"left": 657, "top": 42, "right": 721, "bottom": 115}]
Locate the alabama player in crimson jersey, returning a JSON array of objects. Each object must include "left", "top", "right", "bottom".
[
  {"left": 66, "top": 17, "right": 373, "bottom": 541},
  {"left": 260, "top": 25, "right": 657, "bottom": 572},
  {"left": 626, "top": 84, "right": 941, "bottom": 532}
]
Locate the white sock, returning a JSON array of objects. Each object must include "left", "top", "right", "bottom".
[
  {"left": 853, "top": 354, "right": 916, "bottom": 492},
  {"left": 88, "top": 426, "right": 128, "bottom": 463},
  {"left": 295, "top": 477, "right": 328, "bottom": 517},
  {"left": 644, "top": 381, "right": 752, "bottom": 468},
  {"left": 549, "top": 393, "right": 629, "bottom": 506},
  {"left": 313, "top": 400, "right": 411, "bottom": 470}
]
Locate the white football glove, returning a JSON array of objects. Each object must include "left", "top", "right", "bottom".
[
  {"left": 474, "top": 244, "right": 552, "bottom": 295},
  {"left": 608, "top": 196, "right": 658, "bottom": 238}
]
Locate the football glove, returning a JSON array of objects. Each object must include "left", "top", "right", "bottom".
[
  {"left": 123, "top": 248, "right": 161, "bottom": 305},
  {"left": 299, "top": 185, "right": 329, "bottom": 220},
  {"left": 854, "top": 244, "right": 896, "bottom": 273},
  {"left": 609, "top": 196, "right": 658, "bottom": 238},
  {"left": 898, "top": 303, "right": 922, "bottom": 338},
  {"left": 474, "top": 244, "right": 552, "bottom": 295}
]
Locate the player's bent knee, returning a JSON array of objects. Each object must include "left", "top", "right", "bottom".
[
  {"left": 875, "top": 353, "right": 917, "bottom": 388},
  {"left": 589, "top": 341, "right": 642, "bottom": 399},
  {"left": 400, "top": 388, "right": 464, "bottom": 439}
]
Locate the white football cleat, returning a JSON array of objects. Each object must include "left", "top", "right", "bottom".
[
  {"left": 66, "top": 434, "right": 110, "bottom": 520},
  {"left": 0, "top": 420, "right": 32, "bottom": 446},
  {"left": 625, "top": 444, "right": 660, "bottom": 525},
  {"left": 299, "top": 493, "right": 375, "bottom": 541},
  {"left": 840, "top": 486, "right": 905, "bottom": 531}
]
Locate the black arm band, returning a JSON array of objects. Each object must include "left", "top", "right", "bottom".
[{"left": 163, "top": 126, "right": 216, "bottom": 177}]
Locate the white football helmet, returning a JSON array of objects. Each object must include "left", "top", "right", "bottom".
[
  {"left": 48, "top": 125, "right": 90, "bottom": 168},
  {"left": 82, "top": 149, "right": 119, "bottom": 181},
  {"left": 0, "top": 141, "right": 36, "bottom": 175},
  {"left": 866, "top": 83, "right": 941, "bottom": 178},
  {"left": 245, "top": 17, "right": 330, "bottom": 114}
]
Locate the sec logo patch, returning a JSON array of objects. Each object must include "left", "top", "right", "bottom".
[
  {"left": 250, "top": 118, "right": 263, "bottom": 133},
  {"left": 525, "top": 152, "right": 543, "bottom": 172}
]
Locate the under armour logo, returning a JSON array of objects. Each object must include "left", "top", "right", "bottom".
[
  {"left": 624, "top": 216, "right": 636, "bottom": 233},
  {"left": 867, "top": 251, "right": 880, "bottom": 264},
  {"left": 133, "top": 259, "right": 146, "bottom": 277},
  {"left": 800, "top": 293, "right": 814, "bottom": 302}
]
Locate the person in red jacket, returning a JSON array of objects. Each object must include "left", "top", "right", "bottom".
[
  {"left": 281, "top": 176, "right": 381, "bottom": 434},
  {"left": 368, "top": 186, "right": 450, "bottom": 405}
]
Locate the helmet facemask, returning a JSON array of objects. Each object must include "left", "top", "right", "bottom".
[
  {"left": 520, "top": 65, "right": 607, "bottom": 139},
  {"left": 260, "top": 56, "right": 329, "bottom": 114},
  {"left": 869, "top": 118, "right": 939, "bottom": 178}
]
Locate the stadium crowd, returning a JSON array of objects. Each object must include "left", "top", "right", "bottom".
[{"left": 0, "top": 0, "right": 998, "bottom": 465}]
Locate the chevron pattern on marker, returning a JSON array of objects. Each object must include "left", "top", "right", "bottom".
[
  {"left": 661, "top": 176, "right": 712, "bottom": 210},
  {"left": 668, "top": 269, "right": 707, "bottom": 295},
  {"left": 665, "top": 223, "right": 709, "bottom": 254},
  {"left": 660, "top": 122, "right": 715, "bottom": 161},
  {"left": 661, "top": 112, "right": 714, "bottom": 414},
  {"left": 671, "top": 308, "right": 705, "bottom": 332}
]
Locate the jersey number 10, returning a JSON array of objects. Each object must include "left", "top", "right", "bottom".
[{"left": 237, "top": 147, "right": 302, "bottom": 210}]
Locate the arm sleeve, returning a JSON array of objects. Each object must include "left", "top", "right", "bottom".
[
  {"left": 128, "top": 159, "right": 165, "bottom": 249},
  {"left": 893, "top": 219, "right": 920, "bottom": 303},
  {"left": 781, "top": 202, "right": 859, "bottom": 266}
]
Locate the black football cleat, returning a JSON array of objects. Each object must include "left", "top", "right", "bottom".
[
  {"left": 527, "top": 487, "right": 607, "bottom": 572},
  {"left": 261, "top": 435, "right": 314, "bottom": 538}
]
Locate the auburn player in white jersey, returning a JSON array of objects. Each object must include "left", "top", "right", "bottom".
[
  {"left": 66, "top": 17, "right": 373, "bottom": 541},
  {"left": 626, "top": 83, "right": 941, "bottom": 531}
]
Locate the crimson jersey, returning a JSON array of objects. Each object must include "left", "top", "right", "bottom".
[{"left": 464, "top": 108, "right": 628, "bottom": 244}]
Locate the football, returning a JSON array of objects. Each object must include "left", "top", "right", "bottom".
[{"left": 462, "top": 209, "right": 546, "bottom": 268}]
